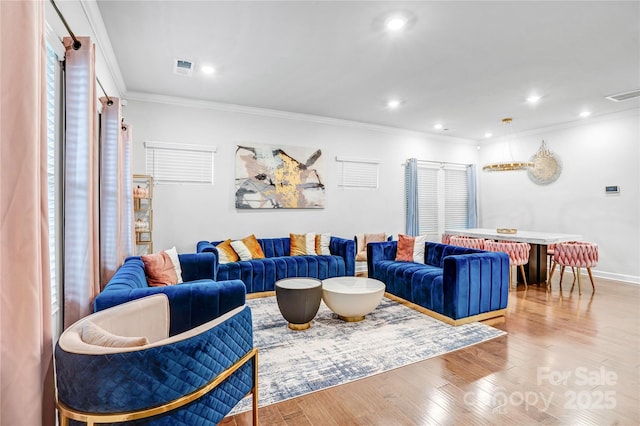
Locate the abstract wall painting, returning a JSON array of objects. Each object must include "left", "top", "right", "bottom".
[{"left": 235, "top": 144, "right": 325, "bottom": 209}]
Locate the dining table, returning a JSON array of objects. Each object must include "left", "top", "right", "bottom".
[{"left": 445, "top": 228, "right": 583, "bottom": 285}]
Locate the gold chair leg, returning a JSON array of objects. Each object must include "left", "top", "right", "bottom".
[
  {"left": 519, "top": 264, "right": 528, "bottom": 288},
  {"left": 576, "top": 268, "right": 582, "bottom": 296},
  {"left": 587, "top": 267, "right": 596, "bottom": 293},
  {"left": 252, "top": 350, "right": 259, "bottom": 426},
  {"left": 509, "top": 265, "right": 514, "bottom": 289},
  {"left": 559, "top": 265, "right": 565, "bottom": 288},
  {"left": 547, "top": 261, "right": 558, "bottom": 291}
]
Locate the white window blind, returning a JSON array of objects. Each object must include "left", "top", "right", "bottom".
[
  {"left": 417, "top": 165, "right": 439, "bottom": 233},
  {"left": 145, "top": 141, "right": 216, "bottom": 184},
  {"left": 407, "top": 161, "right": 471, "bottom": 236},
  {"left": 336, "top": 156, "right": 379, "bottom": 189},
  {"left": 444, "top": 167, "right": 469, "bottom": 229},
  {"left": 45, "top": 43, "right": 62, "bottom": 328}
]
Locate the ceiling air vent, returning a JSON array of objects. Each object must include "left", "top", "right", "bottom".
[
  {"left": 174, "top": 59, "right": 193, "bottom": 77},
  {"left": 605, "top": 89, "right": 640, "bottom": 102}
]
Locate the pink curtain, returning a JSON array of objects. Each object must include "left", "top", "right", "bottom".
[
  {"left": 63, "top": 36, "right": 100, "bottom": 328},
  {"left": 0, "top": 1, "right": 55, "bottom": 424},
  {"left": 99, "top": 98, "right": 133, "bottom": 287}
]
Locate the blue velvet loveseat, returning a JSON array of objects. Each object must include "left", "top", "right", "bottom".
[
  {"left": 94, "top": 253, "right": 247, "bottom": 335},
  {"left": 197, "top": 236, "right": 356, "bottom": 294},
  {"left": 367, "top": 241, "right": 510, "bottom": 325}
]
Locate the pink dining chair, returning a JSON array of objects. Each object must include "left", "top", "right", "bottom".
[
  {"left": 548, "top": 241, "right": 598, "bottom": 295},
  {"left": 547, "top": 242, "right": 575, "bottom": 286},
  {"left": 441, "top": 233, "right": 453, "bottom": 245},
  {"left": 450, "top": 236, "right": 486, "bottom": 250},
  {"left": 484, "top": 240, "right": 531, "bottom": 289}
]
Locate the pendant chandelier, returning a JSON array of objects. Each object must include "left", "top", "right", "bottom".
[{"left": 482, "top": 118, "right": 534, "bottom": 172}]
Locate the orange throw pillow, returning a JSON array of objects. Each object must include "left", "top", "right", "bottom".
[
  {"left": 141, "top": 251, "right": 179, "bottom": 286},
  {"left": 216, "top": 239, "right": 240, "bottom": 263},
  {"left": 290, "top": 233, "right": 308, "bottom": 256},
  {"left": 395, "top": 234, "right": 415, "bottom": 261}
]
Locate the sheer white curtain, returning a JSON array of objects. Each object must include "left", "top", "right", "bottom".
[
  {"left": 0, "top": 1, "right": 55, "bottom": 424},
  {"left": 63, "top": 36, "right": 100, "bottom": 328},
  {"left": 99, "top": 97, "right": 133, "bottom": 287}
]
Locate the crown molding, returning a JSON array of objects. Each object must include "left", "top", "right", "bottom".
[
  {"left": 81, "top": 0, "right": 128, "bottom": 97},
  {"left": 481, "top": 107, "right": 640, "bottom": 143},
  {"left": 124, "top": 91, "right": 475, "bottom": 145}
]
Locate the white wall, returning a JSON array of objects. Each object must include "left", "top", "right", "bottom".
[
  {"left": 125, "top": 100, "right": 639, "bottom": 283},
  {"left": 124, "top": 99, "right": 478, "bottom": 254},
  {"left": 479, "top": 110, "right": 640, "bottom": 282}
]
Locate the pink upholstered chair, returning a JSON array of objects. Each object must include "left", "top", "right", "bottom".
[
  {"left": 547, "top": 242, "right": 575, "bottom": 285},
  {"left": 441, "top": 233, "right": 453, "bottom": 245},
  {"left": 450, "top": 236, "right": 486, "bottom": 250},
  {"left": 484, "top": 240, "right": 531, "bottom": 289},
  {"left": 548, "top": 241, "right": 598, "bottom": 295}
]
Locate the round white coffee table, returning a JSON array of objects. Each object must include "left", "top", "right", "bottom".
[{"left": 322, "top": 276, "right": 385, "bottom": 322}]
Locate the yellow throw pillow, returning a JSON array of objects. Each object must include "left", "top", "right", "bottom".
[
  {"left": 231, "top": 234, "right": 265, "bottom": 260},
  {"left": 290, "top": 233, "right": 308, "bottom": 256},
  {"left": 315, "top": 233, "right": 331, "bottom": 255},
  {"left": 216, "top": 239, "right": 240, "bottom": 264}
]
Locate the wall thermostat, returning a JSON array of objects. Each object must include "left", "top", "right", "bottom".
[{"left": 605, "top": 185, "right": 620, "bottom": 194}]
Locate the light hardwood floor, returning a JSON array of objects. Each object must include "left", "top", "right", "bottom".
[{"left": 222, "top": 274, "right": 640, "bottom": 425}]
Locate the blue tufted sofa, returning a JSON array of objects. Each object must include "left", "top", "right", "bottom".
[
  {"left": 197, "top": 236, "right": 356, "bottom": 294},
  {"left": 94, "top": 252, "right": 247, "bottom": 336},
  {"left": 367, "top": 241, "right": 510, "bottom": 325}
]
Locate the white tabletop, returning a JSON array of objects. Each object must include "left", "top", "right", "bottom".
[{"left": 445, "top": 228, "right": 582, "bottom": 245}]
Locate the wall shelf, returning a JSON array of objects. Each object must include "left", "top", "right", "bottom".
[{"left": 133, "top": 174, "right": 153, "bottom": 255}]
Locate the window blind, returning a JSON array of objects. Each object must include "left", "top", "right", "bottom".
[
  {"left": 444, "top": 167, "right": 469, "bottom": 229},
  {"left": 145, "top": 141, "right": 216, "bottom": 184},
  {"left": 336, "top": 156, "right": 379, "bottom": 189}
]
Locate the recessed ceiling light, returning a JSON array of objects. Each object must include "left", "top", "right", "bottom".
[
  {"left": 387, "top": 99, "right": 401, "bottom": 109},
  {"left": 386, "top": 17, "right": 407, "bottom": 31},
  {"left": 433, "top": 124, "right": 443, "bottom": 130},
  {"left": 201, "top": 65, "right": 216, "bottom": 75},
  {"left": 579, "top": 111, "right": 591, "bottom": 118},
  {"left": 484, "top": 132, "right": 493, "bottom": 138},
  {"left": 526, "top": 95, "right": 541, "bottom": 104}
]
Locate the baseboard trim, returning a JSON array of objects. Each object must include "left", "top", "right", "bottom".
[{"left": 384, "top": 292, "right": 507, "bottom": 326}]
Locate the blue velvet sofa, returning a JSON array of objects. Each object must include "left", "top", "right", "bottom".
[
  {"left": 197, "top": 236, "right": 356, "bottom": 294},
  {"left": 94, "top": 252, "right": 247, "bottom": 335},
  {"left": 367, "top": 241, "right": 510, "bottom": 325}
]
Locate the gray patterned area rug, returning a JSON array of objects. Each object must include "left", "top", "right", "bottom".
[{"left": 229, "top": 296, "right": 505, "bottom": 415}]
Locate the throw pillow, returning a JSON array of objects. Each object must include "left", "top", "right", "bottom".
[
  {"left": 315, "top": 233, "right": 331, "bottom": 255},
  {"left": 290, "top": 233, "right": 308, "bottom": 256},
  {"left": 216, "top": 239, "right": 240, "bottom": 264},
  {"left": 231, "top": 234, "right": 265, "bottom": 261},
  {"left": 164, "top": 246, "right": 183, "bottom": 283},
  {"left": 412, "top": 235, "right": 428, "bottom": 264},
  {"left": 396, "top": 234, "right": 415, "bottom": 261},
  {"left": 81, "top": 320, "right": 149, "bottom": 348},
  {"left": 141, "top": 251, "right": 179, "bottom": 286},
  {"left": 357, "top": 233, "right": 387, "bottom": 261}
]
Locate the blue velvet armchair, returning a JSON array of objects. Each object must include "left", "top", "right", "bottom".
[{"left": 55, "top": 293, "right": 257, "bottom": 425}]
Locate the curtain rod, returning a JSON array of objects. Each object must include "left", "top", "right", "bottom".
[
  {"left": 96, "top": 78, "right": 113, "bottom": 106},
  {"left": 405, "top": 159, "right": 471, "bottom": 168},
  {"left": 49, "top": 0, "right": 81, "bottom": 50},
  {"left": 50, "top": 0, "right": 115, "bottom": 107}
]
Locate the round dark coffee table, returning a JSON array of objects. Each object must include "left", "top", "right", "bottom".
[{"left": 275, "top": 278, "right": 322, "bottom": 330}]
